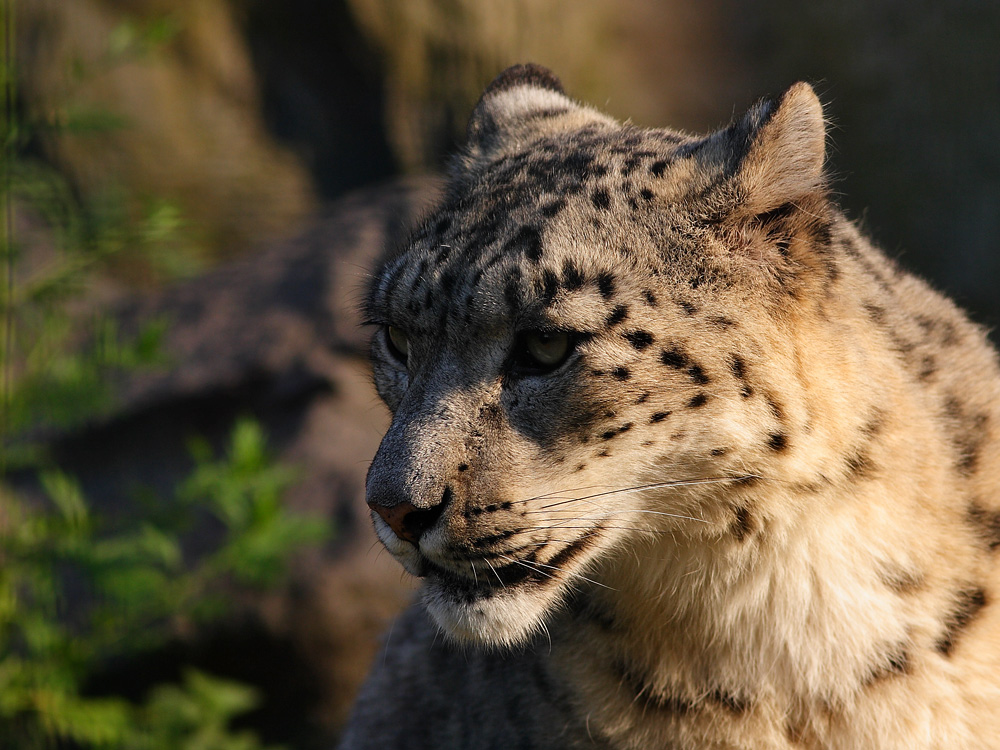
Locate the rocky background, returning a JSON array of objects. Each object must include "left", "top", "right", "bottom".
[{"left": 9, "top": 0, "right": 999, "bottom": 746}]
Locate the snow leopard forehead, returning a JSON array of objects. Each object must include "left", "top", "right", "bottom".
[{"left": 367, "top": 64, "right": 827, "bottom": 340}]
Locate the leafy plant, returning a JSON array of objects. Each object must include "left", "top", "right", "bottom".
[
  {"left": 0, "top": 10, "right": 330, "bottom": 749},
  {"left": 0, "top": 419, "right": 329, "bottom": 749}
]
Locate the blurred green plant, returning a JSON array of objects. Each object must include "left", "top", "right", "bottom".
[
  {"left": 0, "top": 9, "right": 330, "bottom": 749},
  {"left": 1, "top": 8, "right": 202, "bottom": 459},
  {"left": 0, "top": 418, "right": 329, "bottom": 749}
]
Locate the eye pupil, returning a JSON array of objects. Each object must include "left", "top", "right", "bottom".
[
  {"left": 521, "top": 331, "right": 571, "bottom": 370},
  {"left": 386, "top": 326, "right": 409, "bottom": 362}
]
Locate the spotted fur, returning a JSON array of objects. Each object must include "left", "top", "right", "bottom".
[{"left": 342, "top": 64, "right": 1000, "bottom": 749}]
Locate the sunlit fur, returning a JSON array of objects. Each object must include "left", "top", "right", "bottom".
[{"left": 343, "top": 65, "right": 1000, "bottom": 749}]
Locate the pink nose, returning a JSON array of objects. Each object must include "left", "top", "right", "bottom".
[{"left": 368, "top": 499, "right": 446, "bottom": 545}]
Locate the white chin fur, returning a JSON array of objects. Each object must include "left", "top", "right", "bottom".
[{"left": 421, "top": 575, "right": 564, "bottom": 648}]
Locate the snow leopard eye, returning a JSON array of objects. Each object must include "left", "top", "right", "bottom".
[
  {"left": 385, "top": 325, "right": 410, "bottom": 364},
  {"left": 513, "top": 330, "right": 573, "bottom": 374}
]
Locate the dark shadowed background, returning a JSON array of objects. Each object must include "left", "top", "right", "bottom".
[{"left": 6, "top": 1, "right": 998, "bottom": 747}]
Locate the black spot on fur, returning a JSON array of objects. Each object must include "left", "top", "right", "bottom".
[
  {"left": 457, "top": 463, "right": 469, "bottom": 472},
  {"left": 768, "top": 432, "right": 788, "bottom": 452},
  {"left": 766, "top": 396, "right": 786, "bottom": 423},
  {"left": 605, "top": 305, "right": 629, "bottom": 328},
  {"left": 687, "top": 364, "right": 710, "bottom": 385},
  {"left": 878, "top": 564, "right": 924, "bottom": 594},
  {"left": 711, "top": 447, "right": 728, "bottom": 457},
  {"left": 732, "top": 506, "right": 753, "bottom": 542},
  {"left": 677, "top": 299, "right": 698, "bottom": 315},
  {"left": 846, "top": 450, "right": 876, "bottom": 479},
  {"left": 640, "top": 188, "right": 655, "bottom": 202},
  {"left": 635, "top": 392, "right": 650, "bottom": 404},
  {"left": 729, "top": 354, "right": 746, "bottom": 380},
  {"left": 506, "top": 225, "right": 543, "bottom": 263},
  {"left": 710, "top": 316, "right": 736, "bottom": 329},
  {"left": 612, "top": 660, "right": 695, "bottom": 715},
  {"left": 439, "top": 268, "right": 457, "bottom": 294},
  {"left": 650, "top": 159, "right": 668, "bottom": 177},
  {"left": 611, "top": 367, "right": 631, "bottom": 381},
  {"left": 650, "top": 411, "right": 670, "bottom": 423},
  {"left": 936, "top": 588, "right": 988, "bottom": 656},
  {"left": 504, "top": 277, "right": 522, "bottom": 311},
  {"left": 660, "top": 347, "right": 688, "bottom": 369},
  {"left": 709, "top": 690, "right": 749, "bottom": 715},
  {"left": 967, "top": 500, "right": 1000, "bottom": 552},
  {"left": 541, "top": 198, "right": 566, "bottom": 218},
  {"left": 863, "top": 647, "right": 911, "bottom": 687},
  {"left": 540, "top": 268, "right": 560, "bottom": 305},
  {"left": 591, "top": 187, "right": 611, "bottom": 210},
  {"left": 434, "top": 216, "right": 452, "bottom": 235},
  {"left": 919, "top": 355, "right": 937, "bottom": 380},
  {"left": 642, "top": 290, "right": 658, "bottom": 307},
  {"left": 600, "top": 422, "right": 633, "bottom": 441},
  {"left": 562, "top": 260, "right": 585, "bottom": 290},
  {"left": 864, "top": 302, "right": 888, "bottom": 326},
  {"left": 624, "top": 330, "right": 654, "bottom": 350},
  {"left": 597, "top": 272, "right": 616, "bottom": 299},
  {"left": 688, "top": 393, "right": 709, "bottom": 408}
]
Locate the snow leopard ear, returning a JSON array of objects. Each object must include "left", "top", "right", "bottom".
[
  {"left": 698, "top": 82, "right": 826, "bottom": 216},
  {"left": 464, "top": 64, "right": 614, "bottom": 161}
]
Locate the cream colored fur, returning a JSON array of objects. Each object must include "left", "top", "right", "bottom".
[{"left": 341, "top": 65, "right": 1000, "bottom": 748}]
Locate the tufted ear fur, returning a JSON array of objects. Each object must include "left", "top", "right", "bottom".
[
  {"left": 697, "top": 82, "right": 826, "bottom": 217},
  {"left": 463, "top": 64, "right": 616, "bottom": 163}
]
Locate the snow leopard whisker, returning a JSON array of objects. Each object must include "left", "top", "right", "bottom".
[
  {"left": 483, "top": 557, "right": 505, "bottom": 588},
  {"left": 530, "top": 475, "right": 762, "bottom": 511},
  {"left": 496, "top": 554, "right": 616, "bottom": 592},
  {"left": 528, "top": 508, "right": 708, "bottom": 523},
  {"left": 507, "top": 484, "right": 610, "bottom": 507}
]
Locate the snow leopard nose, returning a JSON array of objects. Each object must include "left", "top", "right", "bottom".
[{"left": 368, "top": 487, "right": 452, "bottom": 545}]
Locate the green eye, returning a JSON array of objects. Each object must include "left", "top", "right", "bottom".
[
  {"left": 386, "top": 325, "right": 409, "bottom": 363},
  {"left": 517, "top": 330, "right": 573, "bottom": 373}
]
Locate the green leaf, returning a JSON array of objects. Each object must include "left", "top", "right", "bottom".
[{"left": 39, "top": 470, "right": 88, "bottom": 529}]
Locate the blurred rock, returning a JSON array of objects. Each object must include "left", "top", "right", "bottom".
[{"left": 19, "top": 0, "right": 317, "bottom": 257}]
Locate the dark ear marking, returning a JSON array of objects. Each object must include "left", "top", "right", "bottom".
[{"left": 482, "top": 63, "right": 565, "bottom": 98}]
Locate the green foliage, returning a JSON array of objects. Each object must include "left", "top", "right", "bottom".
[
  {"left": 181, "top": 420, "right": 329, "bottom": 588},
  {"left": 0, "top": 11, "right": 329, "bottom": 750},
  {"left": 0, "top": 420, "right": 328, "bottom": 749}
]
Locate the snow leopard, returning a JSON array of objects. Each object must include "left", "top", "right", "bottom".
[{"left": 340, "top": 64, "right": 1000, "bottom": 748}]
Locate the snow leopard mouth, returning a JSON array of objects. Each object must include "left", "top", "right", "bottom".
[{"left": 420, "top": 525, "right": 607, "bottom": 602}]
